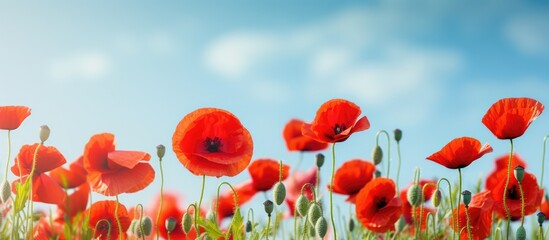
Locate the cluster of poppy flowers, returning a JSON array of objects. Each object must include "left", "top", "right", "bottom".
[{"left": 0, "top": 96, "right": 547, "bottom": 240}]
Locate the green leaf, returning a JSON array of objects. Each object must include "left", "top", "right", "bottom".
[{"left": 196, "top": 215, "right": 224, "bottom": 239}]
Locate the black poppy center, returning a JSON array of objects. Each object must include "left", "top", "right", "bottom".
[
  {"left": 204, "top": 137, "right": 222, "bottom": 153},
  {"left": 333, "top": 124, "right": 346, "bottom": 135},
  {"left": 97, "top": 220, "right": 111, "bottom": 232},
  {"left": 508, "top": 185, "right": 521, "bottom": 200},
  {"left": 376, "top": 197, "right": 388, "bottom": 210}
]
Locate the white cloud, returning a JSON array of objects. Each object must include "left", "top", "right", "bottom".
[
  {"left": 505, "top": 13, "right": 549, "bottom": 55},
  {"left": 49, "top": 52, "right": 111, "bottom": 82}
]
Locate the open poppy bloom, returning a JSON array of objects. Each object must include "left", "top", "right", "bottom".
[
  {"left": 0, "top": 106, "right": 31, "bottom": 130},
  {"left": 485, "top": 154, "right": 527, "bottom": 190},
  {"left": 87, "top": 200, "right": 130, "bottom": 240},
  {"left": 302, "top": 99, "right": 370, "bottom": 143},
  {"left": 482, "top": 97, "right": 544, "bottom": 139},
  {"left": 248, "top": 158, "right": 290, "bottom": 191},
  {"left": 57, "top": 183, "right": 90, "bottom": 220},
  {"left": 83, "top": 133, "right": 155, "bottom": 196},
  {"left": 426, "top": 137, "right": 492, "bottom": 169},
  {"left": 285, "top": 167, "right": 317, "bottom": 217},
  {"left": 355, "top": 178, "right": 402, "bottom": 233},
  {"left": 399, "top": 179, "right": 437, "bottom": 224},
  {"left": 215, "top": 180, "right": 257, "bottom": 221},
  {"left": 172, "top": 108, "right": 254, "bottom": 177},
  {"left": 11, "top": 144, "right": 67, "bottom": 204},
  {"left": 283, "top": 119, "right": 328, "bottom": 151},
  {"left": 451, "top": 191, "right": 494, "bottom": 240},
  {"left": 487, "top": 170, "right": 543, "bottom": 219},
  {"left": 49, "top": 156, "right": 87, "bottom": 189},
  {"left": 330, "top": 159, "right": 375, "bottom": 203},
  {"left": 148, "top": 192, "right": 204, "bottom": 239}
]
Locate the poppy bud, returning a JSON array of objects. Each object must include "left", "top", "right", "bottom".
[
  {"left": 129, "top": 219, "right": 138, "bottom": 235},
  {"left": 307, "top": 204, "right": 322, "bottom": 226},
  {"left": 394, "top": 129, "right": 402, "bottom": 143},
  {"left": 206, "top": 209, "right": 216, "bottom": 223},
  {"left": 315, "top": 217, "right": 328, "bottom": 238},
  {"left": 182, "top": 212, "right": 192, "bottom": 234},
  {"left": 407, "top": 184, "right": 421, "bottom": 207},
  {"left": 273, "top": 182, "right": 286, "bottom": 205},
  {"left": 39, "top": 125, "right": 50, "bottom": 143},
  {"left": 538, "top": 212, "right": 545, "bottom": 226},
  {"left": 514, "top": 165, "right": 525, "bottom": 183},
  {"left": 396, "top": 216, "right": 406, "bottom": 232},
  {"left": 374, "top": 170, "right": 381, "bottom": 178},
  {"left": 316, "top": 153, "right": 325, "bottom": 168},
  {"left": 165, "top": 217, "right": 177, "bottom": 233},
  {"left": 156, "top": 144, "right": 166, "bottom": 159},
  {"left": 263, "top": 200, "right": 274, "bottom": 217},
  {"left": 372, "top": 145, "right": 383, "bottom": 165},
  {"left": 516, "top": 225, "right": 526, "bottom": 240},
  {"left": 141, "top": 216, "right": 152, "bottom": 236},
  {"left": 309, "top": 223, "right": 316, "bottom": 236},
  {"left": 432, "top": 189, "right": 442, "bottom": 207},
  {"left": 348, "top": 218, "right": 355, "bottom": 232},
  {"left": 1, "top": 180, "right": 11, "bottom": 203},
  {"left": 245, "top": 220, "right": 253, "bottom": 232},
  {"left": 296, "top": 194, "right": 310, "bottom": 217},
  {"left": 462, "top": 190, "right": 471, "bottom": 207}
]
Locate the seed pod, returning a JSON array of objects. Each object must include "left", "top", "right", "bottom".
[
  {"left": 348, "top": 218, "right": 355, "bottom": 232},
  {"left": 462, "top": 190, "right": 472, "bottom": 207},
  {"left": 1, "top": 180, "right": 11, "bottom": 203},
  {"left": 315, "top": 217, "right": 328, "bottom": 238},
  {"left": 315, "top": 153, "right": 325, "bottom": 168},
  {"left": 516, "top": 225, "right": 526, "bottom": 240},
  {"left": 432, "top": 189, "right": 442, "bottom": 207},
  {"left": 372, "top": 145, "right": 383, "bottom": 165},
  {"left": 273, "top": 182, "right": 286, "bottom": 205},
  {"left": 307, "top": 204, "right": 322, "bottom": 226},
  {"left": 182, "top": 212, "right": 192, "bottom": 234},
  {"left": 538, "top": 212, "right": 545, "bottom": 226},
  {"left": 296, "top": 194, "right": 310, "bottom": 217},
  {"left": 394, "top": 129, "right": 402, "bottom": 143},
  {"left": 514, "top": 166, "right": 525, "bottom": 183},
  {"left": 245, "top": 220, "right": 253, "bottom": 232},
  {"left": 263, "top": 200, "right": 274, "bottom": 216},
  {"left": 407, "top": 184, "right": 421, "bottom": 207},
  {"left": 39, "top": 125, "right": 50, "bottom": 143},
  {"left": 156, "top": 144, "right": 166, "bottom": 159},
  {"left": 165, "top": 217, "right": 177, "bottom": 233}
]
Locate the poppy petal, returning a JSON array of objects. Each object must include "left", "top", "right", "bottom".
[
  {"left": 87, "top": 163, "right": 155, "bottom": 196},
  {"left": 0, "top": 106, "right": 31, "bottom": 130},
  {"left": 108, "top": 150, "right": 151, "bottom": 169}
]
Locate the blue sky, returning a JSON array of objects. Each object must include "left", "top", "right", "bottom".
[{"left": 1, "top": 0, "right": 549, "bottom": 218}]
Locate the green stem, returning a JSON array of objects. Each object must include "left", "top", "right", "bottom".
[
  {"left": 293, "top": 204, "right": 298, "bottom": 240},
  {"left": 115, "top": 195, "right": 123, "bottom": 239},
  {"left": 396, "top": 140, "right": 402, "bottom": 192},
  {"left": 376, "top": 130, "right": 391, "bottom": 178},
  {"left": 93, "top": 219, "right": 112, "bottom": 240},
  {"left": 539, "top": 225, "right": 543, "bottom": 240},
  {"left": 156, "top": 156, "right": 165, "bottom": 240},
  {"left": 3, "top": 130, "right": 11, "bottom": 181},
  {"left": 215, "top": 182, "right": 238, "bottom": 221},
  {"left": 26, "top": 142, "right": 42, "bottom": 240},
  {"left": 457, "top": 168, "right": 463, "bottom": 240},
  {"left": 503, "top": 139, "right": 514, "bottom": 240},
  {"left": 136, "top": 203, "right": 145, "bottom": 240},
  {"left": 465, "top": 206, "right": 472, "bottom": 240},
  {"left": 329, "top": 143, "right": 338, "bottom": 240},
  {"left": 196, "top": 175, "right": 206, "bottom": 233},
  {"left": 266, "top": 213, "right": 271, "bottom": 240},
  {"left": 437, "top": 178, "right": 455, "bottom": 240},
  {"left": 541, "top": 135, "right": 548, "bottom": 189},
  {"left": 247, "top": 208, "right": 255, "bottom": 233},
  {"left": 518, "top": 182, "right": 525, "bottom": 227}
]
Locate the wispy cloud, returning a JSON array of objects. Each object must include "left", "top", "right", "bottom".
[
  {"left": 49, "top": 52, "right": 111, "bottom": 82},
  {"left": 505, "top": 13, "right": 549, "bottom": 55}
]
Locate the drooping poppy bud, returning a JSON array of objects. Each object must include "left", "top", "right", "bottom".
[
  {"left": 182, "top": 212, "right": 192, "bottom": 235},
  {"left": 432, "top": 189, "right": 442, "bottom": 207},
  {"left": 273, "top": 182, "right": 286, "bottom": 205},
  {"left": 407, "top": 184, "right": 421, "bottom": 207},
  {"left": 245, "top": 220, "right": 253, "bottom": 232},
  {"left": 316, "top": 153, "right": 325, "bottom": 168},
  {"left": 516, "top": 225, "right": 526, "bottom": 240},
  {"left": 0, "top": 180, "right": 11, "bottom": 203},
  {"left": 39, "top": 125, "right": 50, "bottom": 143},
  {"left": 296, "top": 195, "right": 310, "bottom": 217},
  {"left": 307, "top": 204, "right": 322, "bottom": 226},
  {"left": 372, "top": 145, "right": 383, "bottom": 165},
  {"left": 348, "top": 218, "right": 355, "bottom": 232},
  {"left": 141, "top": 216, "right": 152, "bottom": 236},
  {"left": 315, "top": 217, "right": 328, "bottom": 238}
]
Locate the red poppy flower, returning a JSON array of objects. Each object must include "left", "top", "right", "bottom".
[
  {"left": 49, "top": 156, "right": 87, "bottom": 189},
  {"left": 485, "top": 154, "right": 527, "bottom": 190},
  {"left": 148, "top": 192, "right": 204, "bottom": 239},
  {"left": 488, "top": 170, "right": 542, "bottom": 219},
  {"left": 284, "top": 167, "right": 317, "bottom": 216},
  {"left": 355, "top": 178, "right": 402, "bottom": 233},
  {"left": 172, "top": 108, "right": 254, "bottom": 177},
  {"left": 450, "top": 191, "right": 494, "bottom": 240},
  {"left": 426, "top": 137, "right": 492, "bottom": 169},
  {"left": 541, "top": 195, "right": 549, "bottom": 220},
  {"left": 330, "top": 159, "right": 375, "bottom": 203},
  {"left": 11, "top": 144, "right": 67, "bottom": 204},
  {"left": 34, "top": 216, "right": 65, "bottom": 240},
  {"left": 0, "top": 106, "right": 31, "bottom": 130},
  {"left": 399, "top": 179, "right": 437, "bottom": 224},
  {"left": 216, "top": 180, "right": 257, "bottom": 221},
  {"left": 283, "top": 119, "right": 328, "bottom": 151},
  {"left": 302, "top": 99, "right": 370, "bottom": 143},
  {"left": 482, "top": 97, "right": 544, "bottom": 139},
  {"left": 83, "top": 133, "right": 154, "bottom": 196},
  {"left": 87, "top": 200, "right": 130, "bottom": 240},
  {"left": 57, "top": 183, "right": 90, "bottom": 219},
  {"left": 248, "top": 158, "right": 290, "bottom": 191}
]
